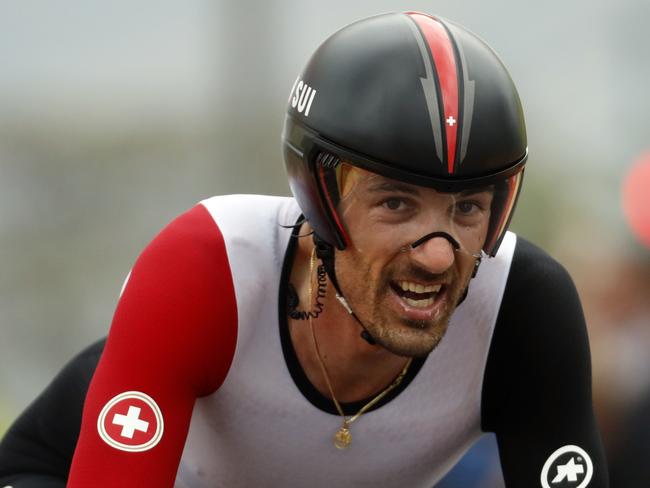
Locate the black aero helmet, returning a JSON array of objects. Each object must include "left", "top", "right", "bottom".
[{"left": 283, "top": 12, "right": 527, "bottom": 257}]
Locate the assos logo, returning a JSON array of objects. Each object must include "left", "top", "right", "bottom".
[
  {"left": 288, "top": 77, "right": 317, "bottom": 117},
  {"left": 541, "top": 445, "right": 593, "bottom": 488}
]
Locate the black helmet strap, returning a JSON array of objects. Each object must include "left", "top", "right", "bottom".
[{"left": 313, "top": 234, "right": 377, "bottom": 345}]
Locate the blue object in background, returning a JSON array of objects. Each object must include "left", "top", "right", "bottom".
[{"left": 436, "top": 434, "right": 504, "bottom": 487}]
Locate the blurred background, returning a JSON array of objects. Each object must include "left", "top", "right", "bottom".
[{"left": 1, "top": 0, "right": 649, "bottom": 485}]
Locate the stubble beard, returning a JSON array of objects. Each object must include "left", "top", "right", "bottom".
[
  {"left": 336, "top": 256, "right": 471, "bottom": 358},
  {"left": 365, "top": 297, "right": 454, "bottom": 358}
]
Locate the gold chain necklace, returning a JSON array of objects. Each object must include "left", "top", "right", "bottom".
[{"left": 306, "top": 247, "right": 412, "bottom": 449}]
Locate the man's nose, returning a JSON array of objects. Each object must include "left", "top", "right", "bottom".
[{"left": 409, "top": 235, "right": 456, "bottom": 274}]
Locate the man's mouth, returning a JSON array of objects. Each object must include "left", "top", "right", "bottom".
[
  {"left": 391, "top": 281, "right": 442, "bottom": 307},
  {"left": 388, "top": 280, "right": 448, "bottom": 321}
]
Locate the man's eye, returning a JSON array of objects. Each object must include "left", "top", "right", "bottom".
[
  {"left": 382, "top": 198, "right": 405, "bottom": 210},
  {"left": 456, "top": 201, "right": 479, "bottom": 214}
]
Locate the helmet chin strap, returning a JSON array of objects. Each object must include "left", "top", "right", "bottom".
[
  {"left": 313, "top": 235, "right": 377, "bottom": 345},
  {"left": 312, "top": 232, "right": 483, "bottom": 346}
]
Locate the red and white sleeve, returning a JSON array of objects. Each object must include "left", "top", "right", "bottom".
[{"left": 68, "top": 204, "right": 238, "bottom": 487}]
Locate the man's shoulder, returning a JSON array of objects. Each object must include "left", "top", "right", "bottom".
[
  {"left": 179, "top": 195, "right": 300, "bottom": 287},
  {"left": 199, "top": 194, "right": 298, "bottom": 220},
  {"left": 131, "top": 194, "right": 299, "bottom": 288},
  {"left": 198, "top": 193, "right": 300, "bottom": 253},
  {"left": 151, "top": 194, "right": 299, "bottom": 251},
  {"left": 508, "top": 235, "right": 573, "bottom": 289},
  {"left": 493, "top": 233, "right": 583, "bottom": 340}
]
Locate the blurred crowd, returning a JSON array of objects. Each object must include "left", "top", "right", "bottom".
[{"left": 584, "top": 253, "right": 650, "bottom": 486}]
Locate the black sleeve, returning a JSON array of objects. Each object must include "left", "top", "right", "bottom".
[
  {"left": 0, "top": 338, "right": 106, "bottom": 487},
  {"left": 481, "top": 238, "right": 609, "bottom": 487}
]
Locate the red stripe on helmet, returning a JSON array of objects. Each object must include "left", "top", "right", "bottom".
[
  {"left": 408, "top": 13, "right": 459, "bottom": 174},
  {"left": 318, "top": 165, "right": 351, "bottom": 247}
]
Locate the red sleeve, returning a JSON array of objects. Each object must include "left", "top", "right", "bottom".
[{"left": 68, "top": 204, "right": 238, "bottom": 487}]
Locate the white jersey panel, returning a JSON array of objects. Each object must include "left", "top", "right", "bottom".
[{"left": 175, "top": 194, "right": 516, "bottom": 488}]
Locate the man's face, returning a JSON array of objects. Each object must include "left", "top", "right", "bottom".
[{"left": 333, "top": 167, "right": 493, "bottom": 357}]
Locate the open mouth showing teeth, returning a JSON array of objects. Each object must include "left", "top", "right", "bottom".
[{"left": 390, "top": 280, "right": 444, "bottom": 308}]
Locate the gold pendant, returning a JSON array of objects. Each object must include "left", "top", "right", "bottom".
[{"left": 334, "top": 423, "right": 351, "bottom": 449}]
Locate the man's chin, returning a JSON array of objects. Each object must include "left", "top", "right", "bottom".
[{"left": 370, "top": 320, "right": 450, "bottom": 358}]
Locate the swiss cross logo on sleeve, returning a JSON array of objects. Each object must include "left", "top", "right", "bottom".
[
  {"left": 97, "top": 391, "right": 164, "bottom": 452},
  {"left": 541, "top": 445, "right": 594, "bottom": 488}
]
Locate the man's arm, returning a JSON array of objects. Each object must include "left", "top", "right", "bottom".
[
  {"left": 65, "top": 203, "right": 238, "bottom": 487},
  {"left": 0, "top": 340, "right": 104, "bottom": 487},
  {"left": 481, "top": 237, "right": 609, "bottom": 487}
]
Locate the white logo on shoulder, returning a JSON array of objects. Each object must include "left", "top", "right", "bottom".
[
  {"left": 97, "top": 391, "right": 164, "bottom": 452},
  {"left": 541, "top": 445, "right": 593, "bottom": 488},
  {"left": 289, "top": 76, "right": 317, "bottom": 117}
]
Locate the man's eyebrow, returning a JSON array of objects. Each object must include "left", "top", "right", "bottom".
[{"left": 366, "top": 180, "right": 421, "bottom": 195}]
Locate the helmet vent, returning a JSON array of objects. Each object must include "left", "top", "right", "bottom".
[{"left": 316, "top": 151, "right": 341, "bottom": 169}]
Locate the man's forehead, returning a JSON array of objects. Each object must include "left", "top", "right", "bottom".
[
  {"left": 342, "top": 166, "right": 418, "bottom": 193},
  {"left": 342, "top": 165, "right": 494, "bottom": 196},
  {"left": 365, "top": 176, "right": 421, "bottom": 195}
]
